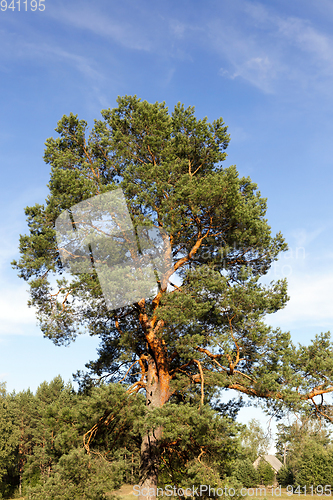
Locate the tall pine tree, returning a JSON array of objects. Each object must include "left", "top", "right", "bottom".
[{"left": 13, "top": 96, "right": 333, "bottom": 498}]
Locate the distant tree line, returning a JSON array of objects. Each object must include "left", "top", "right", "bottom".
[
  {"left": 0, "top": 377, "right": 276, "bottom": 499},
  {"left": 276, "top": 416, "right": 333, "bottom": 489},
  {"left": 0, "top": 377, "right": 142, "bottom": 499},
  {"left": 1, "top": 377, "right": 332, "bottom": 499}
]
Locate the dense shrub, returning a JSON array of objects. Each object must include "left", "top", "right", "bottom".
[
  {"left": 294, "top": 448, "right": 333, "bottom": 488},
  {"left": 257, "top": 460, "right": 275, "bottom": 486},
  {"left": 233, "top": 458, "right": 259, "bottom": 487},
  {"left": 26, "top": 448, "right": 122, "bottom": 500},
  {"left": 276, "top": 465, "right": 294, "bottom": 487}
]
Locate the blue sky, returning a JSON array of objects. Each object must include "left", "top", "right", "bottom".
[{"left": 1, "top": 0, "right": 333, "bottom": 445}]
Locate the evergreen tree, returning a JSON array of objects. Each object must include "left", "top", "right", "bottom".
[
  {"left": 294, "top": 445, "right": 333, "bottom": 488},
  {"left": 276, "top": 415, "right": 333, "bottom": 488},
  {"left": 12, "top": 388, "right": 37, "bottom": 495},
  {"left": 26, "top": 447, "right": 123, "bottom": 500},
  {"left": 276, "top": 465, "right": 294, "bottom": 488},
  {"left": 276, "top": 415, "right": 331, "bottom": 469},
  {"left": 21, "top": 377, "right": 80, "bottom": 490},
  {"left": 0, "top": 377, "right": 144, "bottom": 497},
  {"left": 0, "top": 383, "right": 19, "bottom": 498},
  {"left": 232, "top": 458, "right": 259, "bottom": 488},
  {"left": 12, "top": 96, "right": 333, "bottom": 498},
  {"left": 257, "top": 460, "right": 275, "bottom": 486}
]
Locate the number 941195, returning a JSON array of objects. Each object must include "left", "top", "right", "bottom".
[
  {"left": 1, "top": 0, "right": 45, "bottom": 11},
  {"left": 286, "top": 485, "right": 332, "bottom": 496}
]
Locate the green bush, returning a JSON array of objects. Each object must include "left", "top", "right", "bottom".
[
  {"left": 26, "top": 448, "right": 122, "bottom": 500},
  {"left": 276, "top": 465, "right": 294, "bottom": 487},
  {"left": 294, "top": 448, "right": 333, "bottom": 488},
  {"left": 233, "top": 459, "right": 259, "bottom": 487},
  {"left": 257, "top": 460, "right": 275, "bottom": 486}
]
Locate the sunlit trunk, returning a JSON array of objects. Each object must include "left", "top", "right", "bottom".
[{"left": 139, "top": 356, "right": 171, "bottom": 500}]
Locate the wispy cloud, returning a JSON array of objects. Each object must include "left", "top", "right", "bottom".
[
  {"left": 0, "top": 23, "right": 105, "bottom": 85},
  {"left": 288, "top": 227, "right": 326, "bottom": 248},
  {"left": 23, "top": 41, "right": 105, "bottom": 82},
  {"left": 276, "top": 16, "right": 333, "bottom": 64},
  {"left": 48, "top": 5, "right": 153, "bottom": 52},
  {"left": 48, "top": 4, "right": 199, "bottom": 63},
  {"left": 210, "top": 0, "right": 333, "bottom": 94},
  {"left": 219, "top": 55, "right": 278, "bottom": 94},
  {"left": 2, "top": 0, "right": 333, "bottom": 98}
]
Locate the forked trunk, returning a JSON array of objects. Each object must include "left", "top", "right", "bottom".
[{"left": 139, "top": 356, "right": 171, "bottom": 500}]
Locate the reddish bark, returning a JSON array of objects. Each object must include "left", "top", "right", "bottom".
[{"left": 139, "top": 355, "right": 171, "bottom": 500}]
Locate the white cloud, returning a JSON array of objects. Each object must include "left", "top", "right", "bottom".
[
  {"left": 4, "top": 0, "right": 332, "bottom": 98},
  {"left": 169, "top": 20, "right": 187, "bottom": 39},
  {"left": 22, "top": 41, "right": 105, "bottom": 83},
  {"left": 219, "top": 55, "right": 276, "bottom": 93},
  {"left": 289, "top": 227, "right": 326, "bottom": 248},
  {"left": 48, "top": 6, "right": 198, "bottom": 63},
  {"left": 277, "top": 16, "right": 333, "bottom": 62},
  {"left": 289, "top": 274, "right": 332, "bottom": 322},
  {"left": 265, "top": 269, "right": 333, "bottom": 335},
  {"left": 48, "top": 6, "right": 153, "bottom": 52},
  {"left": 212, "top": 0, "right": 333, "bottom": 94},
  {"left": 260, "top": 223, "right": 333, "bottom": 336},
  {"left": 0, "top": 190, "right": 48, "bottom": 336},
  {"left": 0, "top": 25, "right": 106, "bottom": 85},
  {"left": 0, "top": 284, "right": 38, "bottom": 335},
  {"left": 225, "top": 125, "right": 251, "bottom": 144}
]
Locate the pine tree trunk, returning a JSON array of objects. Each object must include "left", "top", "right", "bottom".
[{"left": 139, "top": 356, "right": 171, "bottom": 500}]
